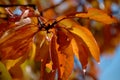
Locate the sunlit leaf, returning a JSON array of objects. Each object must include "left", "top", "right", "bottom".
[
  {"left": 58, "top": 19, "right": 74, "bottom": 29},
  {"left": 76, "top": 8, "right": 117, "bottom": 24},
  {"left": 69, "top": 22, "right": 100, "bottom": 62},
  {"left": 59, "top": 19, "right": 100, "bottom": 62}
]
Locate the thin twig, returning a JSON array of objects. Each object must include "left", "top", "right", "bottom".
[{"left": 0, "top": 4, "right": 36, "bottom": 9}]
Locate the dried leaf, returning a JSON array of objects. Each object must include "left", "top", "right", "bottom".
[
  {"left": 50, "top": 33, "right": 59, "bottom": 70},
  {"left": 50, "top": 30, "right": 74, "bottom": 80},
  {"left": 56, "top": 27, "right": 72, "bottom": 50}
]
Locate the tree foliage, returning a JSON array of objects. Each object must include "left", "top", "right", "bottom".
[{"left": 0, "top": 0, "right": 119, "bottom": 80}]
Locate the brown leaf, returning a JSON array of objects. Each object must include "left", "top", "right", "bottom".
[
  {"left": 56, "top": 27, "right": 72, "bottom": 51},
  {"left": 50, "top": 29, "right": 74, "bottom": 80},
  {"left": 50, "top": 32, "right": 59, "bottom": 70}
]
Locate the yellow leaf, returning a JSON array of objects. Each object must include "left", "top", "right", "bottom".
[
  {"left": 31, "top": 17, "right": 38, "bottom": 24},
  {"left": 58, "top": 19, "right": 74, "bottom": 29},
  {"left": 29, "top": 43, "right": 36, "bottom": 60},
  {"left": 69, "top": 21, "right": 100, "bottom": 62},
  {"left": 71, "top": 39, "right": 79, "bottom": 60},
  {"left": 4, "top": 57, "right": 23, "bottom": 70}
]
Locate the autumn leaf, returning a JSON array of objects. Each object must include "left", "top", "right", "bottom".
[
  {"left": 56, "top": 27, "right": 72, "bottom": 50},
  {"left": 71, "top": 35, "right": 89, "bottom": 69},
  {"left": 50, "top": 29, "right": 74, "bottom": 80},
  {"left": 8, "top": 58, "right": 25, "bottom": 79},
  {"left": 69, "top": 22, "right": 100, "bottom": 62},
  {"left": 2, "top": 56, "right": 27, "bottom": 80},
  {"left": 0, "top": 22, "right": 8, "bottom": 37},
  {"left": 58, "top": 19, "right": 100, "bottom": 63},
  {"left": 0, "top": 61, "right": 12, "bottom": 80},
  {"left": 0, "top": 24, "right": 38, "bottom": 60},
  {"left": 76, "top": 8, "right": 117, "bottom": 24},
  {"left": 34, "top": 31, "right": 55, "bottom": 80},
  {"left": 61, "top": 43, "right": 74, "bottom": 80},
  {"left": 34, "top": 31, "right": 49, "bottom": 61}
]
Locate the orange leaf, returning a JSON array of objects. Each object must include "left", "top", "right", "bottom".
[
  {"left": 71, "top": 35, "right": 89, "bottom": 69},
  {"left": 76, "top": 8, "right": 117, "bottom": 24},
  {"left": 50, "top": 29, "right": 74, "bottom": 80},
  {"left": 50, "top": 33, "right": 59, "bottom": 70},
  {"left": 34, "top": 31, "right": 55, "bottom": 80},
  {"left": 61, "top": 43, "right": 74, "bottom": 80},
  {"left": 0, "top": 24, "right": 38, "bottom": 60},
  {"left": 34, "top": 31, "right": 50, "bottom": 61},
  {"left": 59, "top": 19, "right": 100, "bottom": 62},
  {"left": 68, "top": 21, "right": 100, "bottom": 62}
]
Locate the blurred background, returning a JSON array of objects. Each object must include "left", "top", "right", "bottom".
[{"left": 0, "top": 0, "right": 120, "bottom": 80}]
